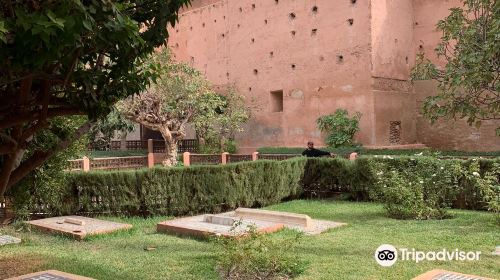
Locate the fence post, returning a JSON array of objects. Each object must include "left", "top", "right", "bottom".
[
  {"left": 183, "top": 152, "right": 191, "bottom": 167},
  {"left": 147, "top": 139, "right": 153, "bottom": 153},
  {"left": 83, "top": 156, "right": 90, "bottom": 172},
  {"left": 349, "top": 152, "right": 358, "bottom": 161},
  {"left": 147, "top": 153, "right": 154, "bottom": 168},
  {"left": 252, "top": 152, "right": 259, "bottom": 161},
  {"left": 221, "top": 152, "right": 229, "bottom": 165}
]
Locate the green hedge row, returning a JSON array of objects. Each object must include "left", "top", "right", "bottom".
[
  {"left": 66, "top": 159, "right": 307, "bottom": 216},
  {"left": 258, "top": 146, "right": 500, "bottom": 157},
  {"left": 11, "top": 156, "right": 499, "bottom": 220}
]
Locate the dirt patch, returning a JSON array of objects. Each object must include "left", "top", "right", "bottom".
[{"left": 0, "top": 254, "right": 46, "bottom": 279}]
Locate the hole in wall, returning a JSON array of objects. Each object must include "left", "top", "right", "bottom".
[
  {"left": 312, "top": 6, "right": 318, "bottom": 13},
  {"left": 265, "top": 19, "right": 268, "bottom": 24},
  {"left": 176, "top": 29, "right": 179, "bottom": 33},
  {"left": 319, "top": 56, "right": 325, "bottom": 61},
  {"left": 251, "top": 38, "right": 255, "bottom": 43},
  {"left": 252, "top": 4, "right": 256, "bottom": 9},
  {"left": 202, "top": 23, "right": 205, "bottom": 27},
  {"left": 237, "top": 24, "right": 241, "bottom": 28},
  {"left": 223, "top": 16, "right": 226, "bottom": 19},
  {"left": 291, "top": 30, "right": 296, "bottom": 36},
  {"left": 351, "top": 0, "right": 357, "bottom": 4},
  {"left": 415, "top": 22, "right": 419, "bottom": 26},
  {"left": 291, "top": 64, "right": 296, "bottom": 69},
  {"left": 289, "top": 12, "right": 296, "bottom": 20},
  {"left": 337, "top": 54, "right": 344, "bottom": 63},
  {"left": 222, "top": 33, "right": 225, "bottom": 38},
  {"left": 311, "top": 29, "right": 318, "bottom": 36},
  {"left": 347, "top": 18, "right": 354, "bottom": 25},
  {"left": 190, "top": 26, "right": 193, "bottom": 30},
  {"left": 270, "top": 90, "right": 284, "bottom": 112},
  {"left": 419, "top": 44, "right": 423, "bottom": 49},
  {"left": 405, "top": 56, "right": 409, "bottom": 64},
  {"left": 249, "top": 87, "right": 252, "bottom": 92},
  {"left": 270, "top": 51, "right": 274, "bottom": 57},
  {"left": 275, "top": 0, "right": 279, "bottom": 4},
  {"left": 253, "top": 69, "right": 258, "bottom": 75},
  {"left": 226, "top": 72, "right": 230, "bottom": 77},
  {"left": 239, "top": 7, "right": 242, "bottom": 12}
]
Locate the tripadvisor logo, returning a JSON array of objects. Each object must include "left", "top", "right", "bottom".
[{"left": 374, "top": 244, "right": 481, "bottom": 267}]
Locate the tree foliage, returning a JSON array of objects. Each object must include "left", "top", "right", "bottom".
[
  {"left": 88, "top": 108, "right": 135, "bottom": 151},
  {"left": 317, "top": 109, "right": 362, "bottom": 148},
  {"left": 195, "top": 85, "right": 251, "bottom": 153},
  {"left": 0, "top": 0, "right": 190, "bottom": 197},
  {"left": 411, "top": 0, "right": 500, "bottom": 134},
  {"left": 117, "top": 49, "right": 225, "bottom": 166}
]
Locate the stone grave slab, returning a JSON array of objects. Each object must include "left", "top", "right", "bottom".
[
  {"left": 157, "top": 208, "right": 346, "bottom": 238},
  {"left": 157, "top": 214, "right": 284, "bottom": 238},
  {"left": 412, "top": 269, "right": 495, "bottom": 280},
  {"left": 5, "top": 270, "right": 95, "bottom": 280},
  {"left": 0, "top": 235, "right": 21, "bottom": 246},
  {"left": 26, "top": 216, "right": 132, "bottom": 240}
]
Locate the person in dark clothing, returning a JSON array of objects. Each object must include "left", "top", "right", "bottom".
[{"left": 302, "top": 141, "right": 332, "bottom": 157}]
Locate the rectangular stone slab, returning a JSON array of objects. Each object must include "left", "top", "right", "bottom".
[
  {"left": 64, "top": 218, "right": 85, "bottom": 226},
  {"left": 5, "top": 270, "right": 95, "bottom": 280},
  {"left": 234, "top": 208, "right": 314, "bottom": 228},
  {"left": 27, "top": 216, "right": 132, "bottom": 240},
  {"left": 0, "top": 235, "right": 21, "bottom": 246},
  {"left": 203, "top": 214, "right": 237, "bottom": 226},
  {"left": 157, "top": 214, "right": 284, "bottom": 238},
  {"left": 412, "top": 269, "right": 495, "bottom": 280}
]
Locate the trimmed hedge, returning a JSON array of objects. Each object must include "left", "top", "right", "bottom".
[
  {"left": 258, "top": 146, "right": 500, "bottom": 157},
  {"left": 66, "top": 159, "right": 307, "bottom": 216},
  {"left": 11, "top": 156, "right": 499, "bottom": 220}
]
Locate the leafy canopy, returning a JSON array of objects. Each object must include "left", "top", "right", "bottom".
[
  {"left": 317, "top": 109, "right": 362, "bottom": 148},
  {"left": 0, "top": 0, "right": 190, "bottom": 196},
  {"left": 411, "top": 0, "right": 500, "bottom": 134}
]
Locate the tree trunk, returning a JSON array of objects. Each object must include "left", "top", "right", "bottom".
[
  {"left": 119, "top": 132, "right": 127, "bottom": 151},
  {"left": 162, "top": 139, "right": 178, "bottom": 166}
]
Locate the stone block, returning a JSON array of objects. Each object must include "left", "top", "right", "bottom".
[
  {"left": 27, "top": 216, "right": 132, "bottom": 240},
  {"left": 234, "top": 208, "right": 314, "bottom": 228},
  {"left": 0, "top": 235, "right": 21, "bottom": 246},
  {"left": 412, "top": 269, "right": 494, "bottom": 280},
  {"left": 5, "top": 270, "right": 95, "bottom": 280},
  {"left": 203, "top": 214, "right": 237, "bottom": 226}
]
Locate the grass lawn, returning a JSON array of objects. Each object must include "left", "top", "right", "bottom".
[{"left": 0, "top": 200, "right": 499, "bottom": 280}]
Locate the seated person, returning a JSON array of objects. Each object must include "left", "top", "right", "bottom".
[{"left": 302, "top": 141, "right": 332, "bottom": 157}]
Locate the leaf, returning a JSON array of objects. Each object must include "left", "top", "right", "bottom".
[{"left": 47, "top": 10, "right": 65, "bottom": 29}]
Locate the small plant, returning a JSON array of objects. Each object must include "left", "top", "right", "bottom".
[
  {"left": 317, "top": 109, "right": 362, "bottom": 148},
  {"left": 214, "top": 222, "right": 307, "bottom": 280}
]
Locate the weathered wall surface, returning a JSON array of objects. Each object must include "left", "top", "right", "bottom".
[
  {"left": 166, "top": 0, "right": 499, "bottom": 152},
  {"left": 370, "top": 0, "right": 416, "bottom": 146},
  {"left": 412, "top": 0, "right": 499, "bottom": 151},
  {"left": 168, "top": 0, "right": 375, "bottom": 152}
]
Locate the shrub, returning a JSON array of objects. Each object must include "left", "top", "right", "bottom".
[
  {"left": 316, "top": 109, "right": 362, "bottom": 148},
  {"left": 66, "top": 158, "right": 307, "bottom": 216},
  {"left": 215, "top": 223, "right": 306, "bottom": 280}
]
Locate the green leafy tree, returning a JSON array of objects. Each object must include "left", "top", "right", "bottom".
[
  {"left": 117, "top": 49, "right": 225, "bottom": 166},
  {"left": 88, "top": 108, "right": 135, "bottom": 151},
  {"left": 8, "top": 116, "right": 87, "bottom": 219},
  {"left": 194, "top": 85, "right": 251, "bottom": 153},
  {"left": 411, "top": 0, "right": 500, "bottom": 134},
  {"left": 0, "top": 0, "right": 191, "bottom": 197},
  {"left": 317, "top": 109, "right": 362, "bottom": 148}
]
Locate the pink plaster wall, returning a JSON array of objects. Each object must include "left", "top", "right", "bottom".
[
  {"left": 166, "top": 0, "right": 499, "bottom": 152},
  {"left": 168, "top": 0, "right": 375, "bottom": 152}
]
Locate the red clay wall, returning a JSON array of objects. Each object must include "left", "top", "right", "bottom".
[
  {"left": 167, "top": 0, "right": 499, "bottom": 152},
  {"left": 168, "top": 0, "right": 375, "bottom": 152}
]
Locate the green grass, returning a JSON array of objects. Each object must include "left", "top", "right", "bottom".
[
  {"left": 1, "top": 201, "right": 499, "bottom": 279},
  {"left": 85, "top": 150, "right": 147, "bottom": 158}
]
